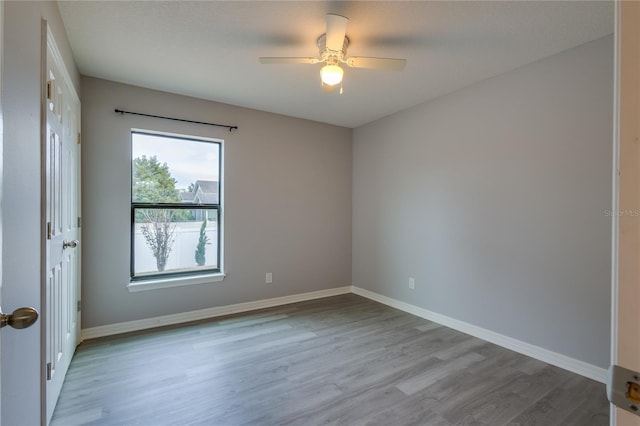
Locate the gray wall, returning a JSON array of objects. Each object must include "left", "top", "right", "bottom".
[
  {"left": 2, "top": 1, "right": 79, "bottom": 424},
  {"left": 352, "top": 36, "right": 613, "bottom": 368},
  {"left": 81, "top": 77, "right": 352, "bottom": 328}
]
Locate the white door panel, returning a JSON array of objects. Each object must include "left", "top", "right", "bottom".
[{"left": 44, "top": 29, "right": 80, "bottom": 425}]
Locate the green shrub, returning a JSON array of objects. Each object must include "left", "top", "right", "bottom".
[{"left": 195, "top": 218, "right": 210, "bottom": 266}]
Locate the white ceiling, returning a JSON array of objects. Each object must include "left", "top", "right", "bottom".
[{"left": 57, "top": 1, "right": 614, "bottom": 128}]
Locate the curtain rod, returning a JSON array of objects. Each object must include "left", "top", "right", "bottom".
[{"left": 114, "top": 109, "right": 238, "bottom": 132}]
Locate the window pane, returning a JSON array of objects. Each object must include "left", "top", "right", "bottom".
[
  {"left": 134, "top": 208, "right": 219, "bottom": 276},
  {"left": 132, "top": 132, "right": 220, "bottom": 204}
]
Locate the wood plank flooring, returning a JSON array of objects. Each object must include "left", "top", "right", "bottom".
[{"left": 51, "top": 294, "right": 609, "bottom": 426}]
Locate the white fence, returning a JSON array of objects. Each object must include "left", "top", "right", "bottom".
[{"left": 134, "top": 221, "right": 218, "bottom": 274}]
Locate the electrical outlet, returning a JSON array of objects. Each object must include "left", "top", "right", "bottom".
[
  {"left": 409, "top": 277, "right": 415, "bottom": 290},
  {"left": 266, "top": 273, "right": 273, "bottom": 284}
]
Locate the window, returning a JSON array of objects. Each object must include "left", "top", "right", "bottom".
[{"left": 131, "top": 130, "right": 222, "bottom": 281}]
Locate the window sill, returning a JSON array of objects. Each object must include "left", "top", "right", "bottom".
[{"left": 127, "top": 272, "right": 226, "bottom": 293}]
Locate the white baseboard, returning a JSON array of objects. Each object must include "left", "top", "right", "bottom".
[
  {"left": 81, "top": 286, "right": 351, "bottom": 340},
  {"left": 81, "top": 284, "right": 607, "bottom": 383},
  {"left": 351, "top": 286, "right": 607, "bottom": 383}
]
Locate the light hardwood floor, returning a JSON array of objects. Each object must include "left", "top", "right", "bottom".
[{"left": 51, "top": 294, "right": 609, "bottom": 425}]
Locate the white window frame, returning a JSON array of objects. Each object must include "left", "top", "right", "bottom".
[{"left": 127, "top": 129, "right": 225, "bottom": 292}]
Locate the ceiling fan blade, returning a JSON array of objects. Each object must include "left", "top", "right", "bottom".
[
  {"left": 326, "top": 14, "right": 349, "bottom": 51},
  {"left": 345, "top": 57, "right": 406, "bottom": 71},
  {"left": 259, "top": 57, "right": 321, "bottom": 65}
]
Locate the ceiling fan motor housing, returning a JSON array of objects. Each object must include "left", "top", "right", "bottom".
[{"left": 317, "top": 34, "right": 349, "bottom": 64}]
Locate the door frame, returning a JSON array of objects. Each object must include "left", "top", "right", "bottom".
[
  {"left": 610, "top": 1, "right": 640, "bottom": 425},
  {"left": 39, "top": 19, "right": 47, "bottom": 425},
  {"left": 0, "top": 1, "right": 4, "bottom": 422}
]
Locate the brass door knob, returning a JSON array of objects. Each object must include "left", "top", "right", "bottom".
[{"left": 0, "top": 307, "right": 39, "bottom": 329}]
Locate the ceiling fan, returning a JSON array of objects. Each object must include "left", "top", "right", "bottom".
[{"left": 259, "top": 14, "right": 407, "bottom": 93}]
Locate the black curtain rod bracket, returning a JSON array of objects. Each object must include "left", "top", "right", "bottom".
[{"left": 114, "top": 109, "right": 238, "bottom": 132}]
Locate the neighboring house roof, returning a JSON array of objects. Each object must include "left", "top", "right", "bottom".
[
  {"left": 181, "top": 180, "right": 218, "bottom": 204},
  {"left": 195, "top": 180, "right": 217, "bottom": 194},
  {"left": 180, "top": 191, "right": 196, "bottom": 202}
]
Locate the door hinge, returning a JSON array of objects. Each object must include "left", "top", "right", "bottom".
[
  {"left": 77, "top": 132, "right": 81, "bottom": 145},
  {"left": 46, "top": 81, "right": 52, "bottom": 100},
  {"left": 77, "top": 300, "right": 81, "bottom": 312},
  {"left": 47, "top": 222, "right": 51, "bottom": 240},
  {"left": 46, "top": 362, "right": 52, "bottom": 381},
  {"left": 77, "top": 216, "right": 81, "bottom": 228}
]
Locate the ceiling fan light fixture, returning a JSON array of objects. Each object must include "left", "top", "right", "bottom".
[
  {"left": 320, "top": 64, "right": 344, "bottom": 86},
  {"left": 259, "top": 13, "right": 406, "bottom": 92}
]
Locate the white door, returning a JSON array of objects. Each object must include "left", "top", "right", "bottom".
[
  {"left": 611, "top": 1, "right": 640, "bottom": 425},
  {"left": 44, "top": 29, "right": 81, "bottom": 425}
]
